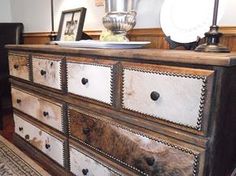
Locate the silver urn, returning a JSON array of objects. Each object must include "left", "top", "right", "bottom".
[{"left": 103, "top": 0, "right": 139, "bottom": 35}]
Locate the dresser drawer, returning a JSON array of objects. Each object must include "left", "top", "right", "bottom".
[
  {"left": 32, "top": 55, "right": 62, "bottom": 90},
  {"left": 14, "top": 114, "right": 64, "bottom": 166},
  {"left": 8, "top": 53, "right": 29, "bottom": 80},
  {"left": 11, "top": 87, "right": 63, "bottom": 132},
  {"left": 122, "top": 65, "right": 214, "bottom": 130},
  {"left": 67, "top": 62, "right": 112, "bottom": 104},
  {"left": 70, "top": 145, "right": 119, "bottom": 176},
  {"left": 69, "top": 108, "right": 203, "bottom": 176}
]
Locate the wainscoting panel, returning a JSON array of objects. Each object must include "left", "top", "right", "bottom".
[{"left": 23, "top": 27, "right": 236, "bottom": 51}]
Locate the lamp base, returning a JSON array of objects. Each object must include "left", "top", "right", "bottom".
[{"left": 195, "top": 25, "right": 230, "bottom": 53}]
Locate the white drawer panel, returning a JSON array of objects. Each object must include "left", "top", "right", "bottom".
[
  {"left": 14, "top": 114, "right": 64, "bottom": 166},
  {"left": 70, "top": 146, "right": 118, "bottom": 176},
  {"left": 123, "top": 69, "right": 207, "bottom": 128},
  {"left": 11, "top": 87, "right": 63, "bottom": 132},
  {"left": 32, "top": 57, "right": 61, "bottom": 90},
  {"left": 67, "top": 63, "right": 112, "bottom": 104}
]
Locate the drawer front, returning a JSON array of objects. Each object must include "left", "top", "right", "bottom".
[
  {"left": 12, "top": 87, "right": 63, "bottom": 132},
  {"left": 122, "top": 68, "right": 214, "bottom": 130},
  {"left": 14, "top": 114, "right": 64, "bottom": 166},
  {"left": 67, "top": 63, "right": 112, "bottom": 104},
  {"left": 69, "top": 108, "right": 201, "bottom": 176},
  {"left": 70, "top": 145, "right": 119, "bottom": 176},
  {"left": 32, "top": 56, "right": 61, "bottom": 90},
  {"left": 8, "top": 53, "right": 29, "bottom": 80}
]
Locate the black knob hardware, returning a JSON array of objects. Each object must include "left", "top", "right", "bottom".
[
  {"left": 25, "top": 134, "right": 30, "bottom": 140},
  {"left": 19, "top": 127, "right": 23, "bottom": 131},
  {"left": 16, "top": 99, "right": 21, "bottom": 104},
  {"left": 146, "top": 157, "right": 155, "bottom": 166},
  {"left": 43, "top": 111, "right": 49, "bottom": 117},
  {"left": 40, "top": 70, "right": 46, "bottom": 76},
  {"left": 82, "top": 128, "right": 90, "bottom": 135},
  {"left": 14, "top": 64, "right": 19, "bottom": 69},
  {"left": 45, "top": 144, "right": 51, "bottom": 149},
  {"left": 150, "top": 91, "right": 160, "bottom": 101},
  {"left": 82, "top": 168, "right": 89, "bottom": 175},
  {"left": 81, "top": 78, "right": 88, "bottom": 85}
]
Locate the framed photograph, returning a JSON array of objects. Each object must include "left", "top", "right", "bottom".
[{"left": 57, "top": 7, "right": 86, "bottom": 41}]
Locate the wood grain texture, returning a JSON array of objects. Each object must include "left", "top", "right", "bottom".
[
  {"left": 22, "top": 27, "right": 236, "bottom": 51},
  {"left": 14, "top": 114, "right": 64, "bottom": 166},
  {"left": 69, "top": 108, "right": 197, "bottom": 176},
  {"left": 11, "top": 87, "right": 63, "bottom": 132},
  {"left": 6, "top": 44, "right": 236, "bottom": 67},
  {"left": 8, "top": 53, "right": 29, "bottom": 80}
]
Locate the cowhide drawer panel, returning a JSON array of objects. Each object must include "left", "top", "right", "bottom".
[
  {"left": 67, "top": 62, "right": 112, "bottom": 104},
  {"left": 14, "top": 114, "right": 64, "bottom": 166},
  {"left": 69, "top": 108, "right": 203, "bottom": 176},
  {"left": 122, "top": 65, "right": 214, "bottom": 130},
  {"left": 70, "top": 145, "right": 119, "bottom": 176},
  {"left": 11, "top": 87, "right": 63, "bottom": 132},
  {"left": 32, "top": 55, "right": 62, "bottom": 90},
  {"left": 8, "top": 52, "right": 29, "bottom": 80}
]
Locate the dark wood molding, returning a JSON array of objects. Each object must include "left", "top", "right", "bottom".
[{"left": 23, "top": 27, "right": 236, "bottom": 51}]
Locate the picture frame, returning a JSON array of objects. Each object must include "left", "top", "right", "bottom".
[{"left": 57, "top": 7, "right": 86, "bottom": 41}]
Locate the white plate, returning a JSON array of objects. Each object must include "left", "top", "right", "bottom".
[
  {"left": 51, "top": 40, "right": 150, "bottom": 49},
  {"left": 160, "top": 0, "right": 225, "bottom": 43}
]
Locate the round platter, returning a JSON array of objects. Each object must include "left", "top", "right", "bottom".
[{"left": 160, "top": 0, "right": 225, "bottom": 43}]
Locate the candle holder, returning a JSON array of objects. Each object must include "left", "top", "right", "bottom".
[{"left": 195, "top": 0, "right": 230, "bottom": 53}]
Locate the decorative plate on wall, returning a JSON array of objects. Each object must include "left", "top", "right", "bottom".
[{"left": 160, "top": 0, "right": 225, "bottom": 43}]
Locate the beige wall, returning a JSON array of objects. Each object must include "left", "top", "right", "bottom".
[{"left": 5, "top": 0, "right": 236, "bottom": 32}]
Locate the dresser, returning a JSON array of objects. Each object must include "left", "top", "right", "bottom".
[{"left": 6, "top": 45, "right": 236, "bottom": 176}]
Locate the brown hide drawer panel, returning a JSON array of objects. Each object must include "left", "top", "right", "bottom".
[
  {"left": 8, "top": 52, "right": 30, "bottom": 80},
  {"left": 68, "top": 107, "right": 204, "bottom": 176}
]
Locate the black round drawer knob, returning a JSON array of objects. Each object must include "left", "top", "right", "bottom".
[
  {"left": 150, "top": 91, "right": 160, "bottom": 101},
  {"left": 45, "top": 144, "right": 51, "bottom": 149},
  {"left": 16, "top": 99, "right": 21, "bottom": 104},
  {"left": 19, "top": 127, "right": 23, "bottom": 131},
  {"left": 146, "top": 156, "right": 155, "bottom": 166},
  {"left": 43, "top": 111, "right": 49, "bottom": 117},
  {"left": 14, "top": 64, "right": 19, "bottom": 69},
  {"left": 40, "top": 70, "right": 47, "bottom": 76},
  {"left": 25, "top": 134, "right": 30, "bottom": 140},
  {"left": 81, "top": 78, "right": 88, "bottom": 85},
  {"left": 82, "top": 128, "right": 90, "bottom": 135},
  {"left": 82, "top": 168, "right": 89, "bottom": 175}
]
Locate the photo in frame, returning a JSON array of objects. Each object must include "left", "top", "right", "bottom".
[{"left": 57, "top": 7, "right": 86, "bottom": 41}]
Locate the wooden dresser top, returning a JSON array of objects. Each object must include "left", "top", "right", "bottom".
[{"left": 6, "top": 44, "right": 236, "bottom": 67}]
